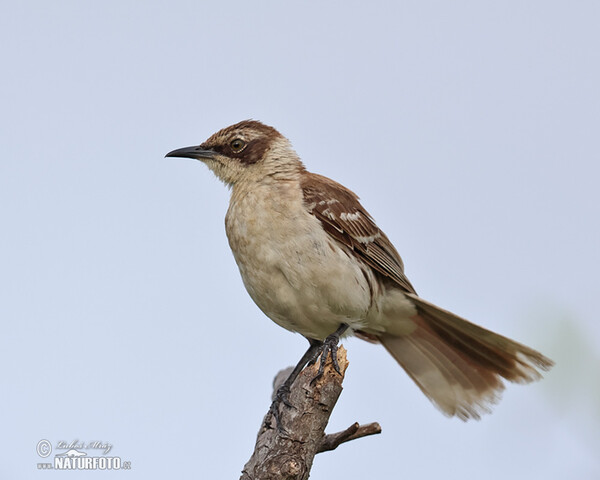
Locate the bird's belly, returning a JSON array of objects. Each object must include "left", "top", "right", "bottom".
[{"left": 226, "top": 194, "right": 372, "bottom": 340}]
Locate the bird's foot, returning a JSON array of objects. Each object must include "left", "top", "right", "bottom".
[
  {"left": 308, "top": 327, "right": 347, "bottom": 385},
  {"left": 267, "top": 384, "right": 294, "bottom": 433}
]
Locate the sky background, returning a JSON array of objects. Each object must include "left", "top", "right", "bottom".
[{"left": 1, "top": 1, "right": 599, "bottom": 478}]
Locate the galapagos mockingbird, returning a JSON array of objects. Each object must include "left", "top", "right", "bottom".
[{"left": 166, "top": 120, "right": 553, "bottom": 421}]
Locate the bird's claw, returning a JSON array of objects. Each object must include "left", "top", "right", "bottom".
[
  {"left": 267, "top": 384, "right": 294, "bottom": 433},
  {"left": 274, "top": 383, "right": 293, "bottom": 409},
  {"left": 309, "top": 332, "right": 342, "bottom": 385}
]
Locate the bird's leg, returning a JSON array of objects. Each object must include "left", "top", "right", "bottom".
[
  {"left": 308, "top": 323, "right": 349, "bottom": 385},
  {"left": 269, "top": 339, "right": 323, "bottom": 431}
]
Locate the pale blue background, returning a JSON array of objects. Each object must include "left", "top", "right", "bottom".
[{"left": 1, "top": 1, "right": 599, "bottom": 478}]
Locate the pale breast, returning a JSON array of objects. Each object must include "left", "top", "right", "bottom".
[{"left": 224, "top": 179, "right": 373, "bottom": 339}]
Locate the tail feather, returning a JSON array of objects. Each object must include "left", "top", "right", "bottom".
[{"left": 379, "top": 294, "right": 553, "bottom": 420}]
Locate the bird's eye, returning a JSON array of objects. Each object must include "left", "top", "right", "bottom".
[{"left": 230, "top": 139, "right": 246, "bottom": 153}]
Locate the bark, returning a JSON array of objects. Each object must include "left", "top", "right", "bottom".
[{"left": 241, "top": 346, "right": 381, "bottom": 480}]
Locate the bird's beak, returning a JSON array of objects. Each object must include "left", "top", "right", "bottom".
[{"left": 165, "top": 145, "right": 216, "bottom": 160}]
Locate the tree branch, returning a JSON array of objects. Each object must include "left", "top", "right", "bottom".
[
  {"left": 240, "top": 346, "right": 381, "bottom": 480},
  {"left": 317, "top": 421, "right": 382, "bottom": 453}
]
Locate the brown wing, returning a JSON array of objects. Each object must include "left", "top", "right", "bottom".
[{"left": 301, "top": 173, "right": 416, "bottom": 294}]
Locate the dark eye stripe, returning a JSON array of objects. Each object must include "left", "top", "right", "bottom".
[{"left": 230, "top": 137, "right": 270, "bottom": 165}]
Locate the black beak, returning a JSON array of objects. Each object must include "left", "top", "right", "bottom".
[{"left": 165, "top": 145, "right": 216, "bottom": 160}]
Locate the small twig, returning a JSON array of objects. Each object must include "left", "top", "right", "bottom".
[{"left": 317, "top": 422, "right": 382, "bottom": 453}]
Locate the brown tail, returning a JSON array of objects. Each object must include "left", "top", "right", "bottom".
[{"left": 379, "top": 293, "right": 554, "bottom": 421}]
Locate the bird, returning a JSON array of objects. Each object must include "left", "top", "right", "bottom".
[{"left": 166, "top": 120, "right": 553, "bottom": 421}]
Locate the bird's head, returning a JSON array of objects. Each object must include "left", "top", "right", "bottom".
[{"left": 166, "top": 120, "right": 303, "bottom": 187}]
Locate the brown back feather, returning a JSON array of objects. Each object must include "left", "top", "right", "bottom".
[{"left": 301, "top": 173, "right": 416, "bottom": 294}]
